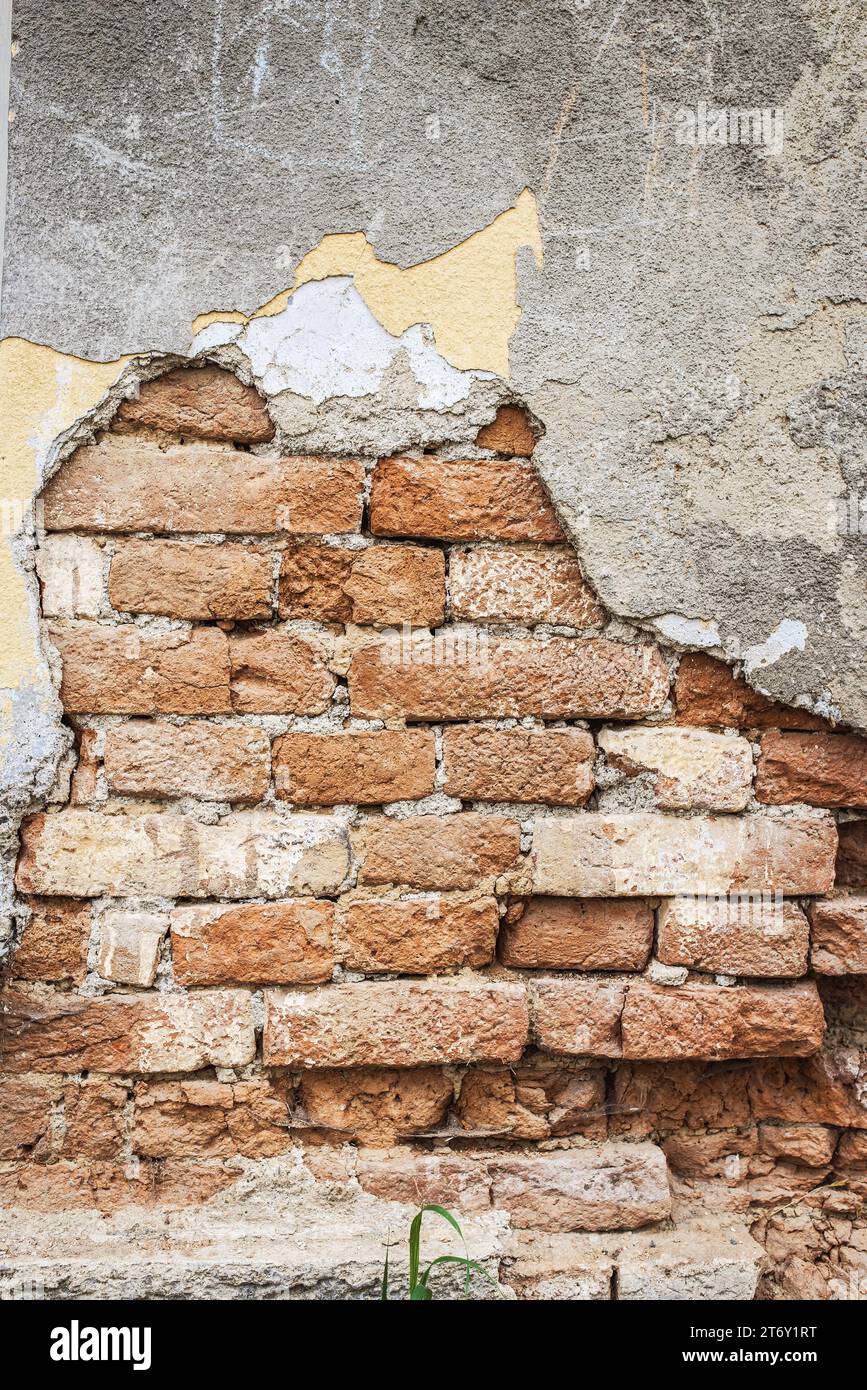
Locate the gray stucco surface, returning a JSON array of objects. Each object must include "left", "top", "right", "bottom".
[{"left": 3, "top": 0, "right": 866, "bottom": 723}]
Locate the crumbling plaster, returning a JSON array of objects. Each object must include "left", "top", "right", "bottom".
[{"left": 0, "top": 0, "right": 865, "bottom": 875}]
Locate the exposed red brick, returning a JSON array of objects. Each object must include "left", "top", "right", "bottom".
[
  {"left": 132, "top": 1078, "right": 291, "bottom": 1158},
  {"left": 264, "top": 978, "right": 529, "bottom": 1067},
  {"left": 836, "top": 820, "right": 867, "bottom": 887},
  {"left": 61, "top": 1079, "right": 127, "bottom": 1159},
  {"left": 104, "top": 720, "right": 271, "bottom": 802},
  {"left": 530, "top": 977, "right": 626, "bottom": 1058},
  {"left": 170, "top": 901, "right": 334, "bottom": 985},
  {"left": 449, "top": 546, "right": 603, "bottom": 626},
  {"left": 0, "top": 1160, "right": 238, "bottom": 1212},
  {"left": 488, "top": 1144, "right": 671, "bottom": 1232},
  {"left": 12, "top": 898, "right": 90, "bottom": 984},
  {"left": 109, "top": 540, "right": 273, "bottom": 619},
  {"left": 338, "top": 896, "right": 498, "bottom": 974},
  {"left": 756, "top": 731, "right": 867, "bottom": 808},
  {"left": 273, "top": 730, "right": 435, "bottom": 805},
  {"left": 50, "top": 622, "right": 231, "bottom": 715},
  {"left": 0, "top": 986, "right": 256, "bottom": 1074},
  {"left": 475, "top": 403, "right": 537, "bottom": 456},
  {"left": 499, "top": 897, "right": 653, "bottom": 971},
  {"left": 0, "top": 1076, "right": 55, "bottom": 1159},
  {"left": 758, "top": 1123, "right": 837, "bottom": 1168},
  {"left": 621, "top": 981, "right": 825, "bottom": 1061},
  {"left": 349, "top": 635, "right": 669, "bottom": 721},
  {"left": 279, "top": 542, "right": 445, "bottom": 625},
  {"left": 657, "top": 896, "right": 810, "bottom": 977},
  {"left": 442, "top": 726, "right": 594, "bottom": 805},
  {"left": 369, "top": 455, "right": 564, "bottom": 541},
  {"left": 114, "top": 365, "right": 275, "bottom": 442},
  {"left": 675, "top": 653, "right": 828, "bottom": 730},
  {"left": 356, "top": 1150, "right": 492, "bottom": 1213},
  {"left": 808, "top": 897, "right": 867, "bottom": 974},
  {"left": 228, "top": 629, "right": 334, "bottom": 713},
  {"left": 456, "top": 1061, "right": 606, "bottom": 1140},
  {"left": 297, "top": 1068, "right": 453, "bottom": 1144},
  {"left": 42, "top": 437, "right": 363, "bottom": 535},
  {"left": 353, "top": 813, "right": 520, "bottom": 889}
]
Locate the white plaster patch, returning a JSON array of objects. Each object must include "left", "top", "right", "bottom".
[
  {"left": 190, "top": 278, "right": 488, "bottom": 408},
  {"left": 651, "top": 614, "right": 721, "bottom": 649},
  {"left": 742, "top": 619, "right": 808, "bottom": 675}
]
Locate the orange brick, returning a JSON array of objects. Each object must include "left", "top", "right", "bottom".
[
  {"left": 132, "top": 1078, "right": 291, "bottom": 1158},
  {"left": 114, "top": 365, "right": 274, "bottom": 442},
  {"left": 756, "top": 731, "right": 867, "bottom": 808},
  {"left": 12, "top": 898, "right": 90, "bottom": 984},
  {"left": 449, "top": 546, "right": 603, "bottom": 626},
  {"left": 338, "top": 896, "right": 498, "bottom": 973},
  {"left": 675, "top": 653, "right": 828, "bottom": 730},
  {"left": 228, "top": 629, "right": 335, "bottom": 713},
  {"left": 349, "top": 635, "right": 669, "bottom": 721},
  {"left": 104, "top": 720, "right": 270, "bottom": 801},
  {"left": 621, "top": 980, "right": 825, "bottom": 1061},
  {"left": 297, "top": 1068, "right": 452, "bottom": 1144},
  {"left": 264, "top": 977, "right": 529, "bottom": 1066},
  {"left": 500, "top": 898, "right": 653, "bottom": 971},
  {"left": 0, "top": 1076, "right": 55, "bottom": 1159},
  {"left": 50, "top": 622, "right": 231, "bottom": 715},
  {"left": 530, "top": 978, "right": 627, "bottom": 1058},
  {"left": 109, "top": 539, "right": 273, "bottom": 619},
  {"left": 42, "top": 437, "right": 363, "bottom": 535},
  {"left": 369, "top": 455, "right": 564, "bottom": 541},
  {"left": 273, "top": 729, "right": 435, "bottom": 805},
  {"left": 279, "top": 542, "right": 445, "bottom": 625},
  {"left": 475, "top": 403, "right": 537, "bottom": 456},
  {"left": 353, "top": 813, "right": 520, "bottom": 889},
  {"left": 442, "top": 725, "right": 594, "bottom": 805},
  {"left": 170, "top": 901, "right": 334, "bottom": 985}
]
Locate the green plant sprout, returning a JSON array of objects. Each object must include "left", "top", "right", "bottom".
[{"left": 380, "top": 1203, "right": 501, "bottom": 1301}]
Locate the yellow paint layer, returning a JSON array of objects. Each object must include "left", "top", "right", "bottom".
[
  {"left": 201, "top": 189, "right": 542, "bottom": 377},
  {"left": 0, "top": 338, "right": 128, "bottom": 688}
]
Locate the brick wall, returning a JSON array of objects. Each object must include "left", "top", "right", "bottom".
[{"left": 3, "top": 364, "right": 867, "bottom": 1299}]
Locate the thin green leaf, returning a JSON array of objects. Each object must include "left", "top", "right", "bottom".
[
  {"left": 420, "top": 1254, "right": 502, "bottom": 1299},
  {"left": 380, "top": 1232, "right": 390, "bottom": 1301},
  {"left": 410, "top": 1284, "right": 433, "bottom": 1300},
  {"left": 408, "top": 1210, "right": 423, "bottom": 1293}
]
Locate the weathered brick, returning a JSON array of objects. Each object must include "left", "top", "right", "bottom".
[
  {"left": 449, "top": 545, "right": 603, "bottom": 627},
  {"left": 530, "top": 978, "right": 626, "bottom": 1058},
  {"left": 114, "top": 365, "right": 275, "bottom": 442},
  {"left": 0, "top": 987, "right": 256, "bottom": 1073},
  {"left": 338, "top": 896, "right": 498, "bottom": 974},
  {"left": 12, "top": 898, "right": 90, "bottom": 984},
  {"left": 171, "top": 901, "right": 334, "bottom": 985},
  {"left": 500, "top": 897, "right": 653, "bottom": 971},
  {"left": 837, "top": 820, "right": 867, "bottom": 887},
  {"left": 273, "top": 730, "right": 435, "bottom": 805},
  {"left": 356, "top": 1149, "right": 493, "bottom": 1213},
  {"left": 228, "top": 628, "right": 335, "bottom": 713},
  {"left": 489, "top": 1143, "right": 671, "bottom": 1232},
  {"left": 109, "top": 540, "right": 273, "bottom": 619},
  {"left": 132, "top": 1078, "right": 291, "bottom": 1158},
  {"left": 0, "top": 1159, "right": 238, "bottom": 1213},
  {"left": 442, "top": 726, "right": 594, "bottom": 805},
  {"left": 657, "top": 895, "right": 810, "bottom": 977},
  {"left": 758, "top": 1122, "right": 837, "bottom": 1168},
  {"left": 756, "top": 731, "right": 867, "bottom": 808},
  {"left": 369, "top": 455, "right": 564, "bottom": 541},
  {"left": 98, "top": 910, "right": 168, "bottom": 986},
  {"left": 620, "top": 980, "right": 825, "bottom": 1061},
  {"left": 0, "top": 1075, "right": 55, "bottom": 1159},
  {"left": 610, "top": 1061, "right": 754, "bottom": 1138},
  {"left": 61, "top": 1079, "right": 127, "bottom": 1159},
  {"left": 475, "top": 403, "right": 537, "bottom": 456},
  {"left": 531, "top": 813, "right": 837, "bottom": 896},
  {"left": 50, "top": 622, "right": 231, "bottom": 715},
  {"left": 279, "top": 542, "right": 445, "bottom": 625},
  {"left": 837, "top": 1131, "right": 867, "bottom": 1166},
  {"left": 104, "top": 720, "right": 271, "bottom": 802},
  {"left": 349, "top": 635, "right": 669, "bottom": 721},
  {"left": 36, "top": 535, "right": 105, "bottom": 618},
  {"left": 675, "top": 653, "right": 828, "bottom": 730},
  {"left": 296, "top": 1068, "right": 453, "bottom": 1144},
  {"left": 456, "top": 1060, "right": 606, "bottom": 1140},
  {"left": 598, "top": 725, "right": 753, "bottom": 812},
  {"left": 69, "top": 728, "right": 99, "bottom": 805},
  {"left": 808, "top": 897, "right": 867, "bottom": 974},
  {"left": 264, "top": 978, "right": 529, "bottom": 1066},
  {"left": 16, "top": 810, "right": 349, "bottom": 899},
  {"left": 353, "top": 813, "right": 520, "bottom": 889},
  {"left": 42, "top": 437, "right": 363, "bottom": 534}
]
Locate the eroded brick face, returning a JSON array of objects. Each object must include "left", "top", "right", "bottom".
[{"left": 9, "top": 371, "right": 867, "bottom": 1290}]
